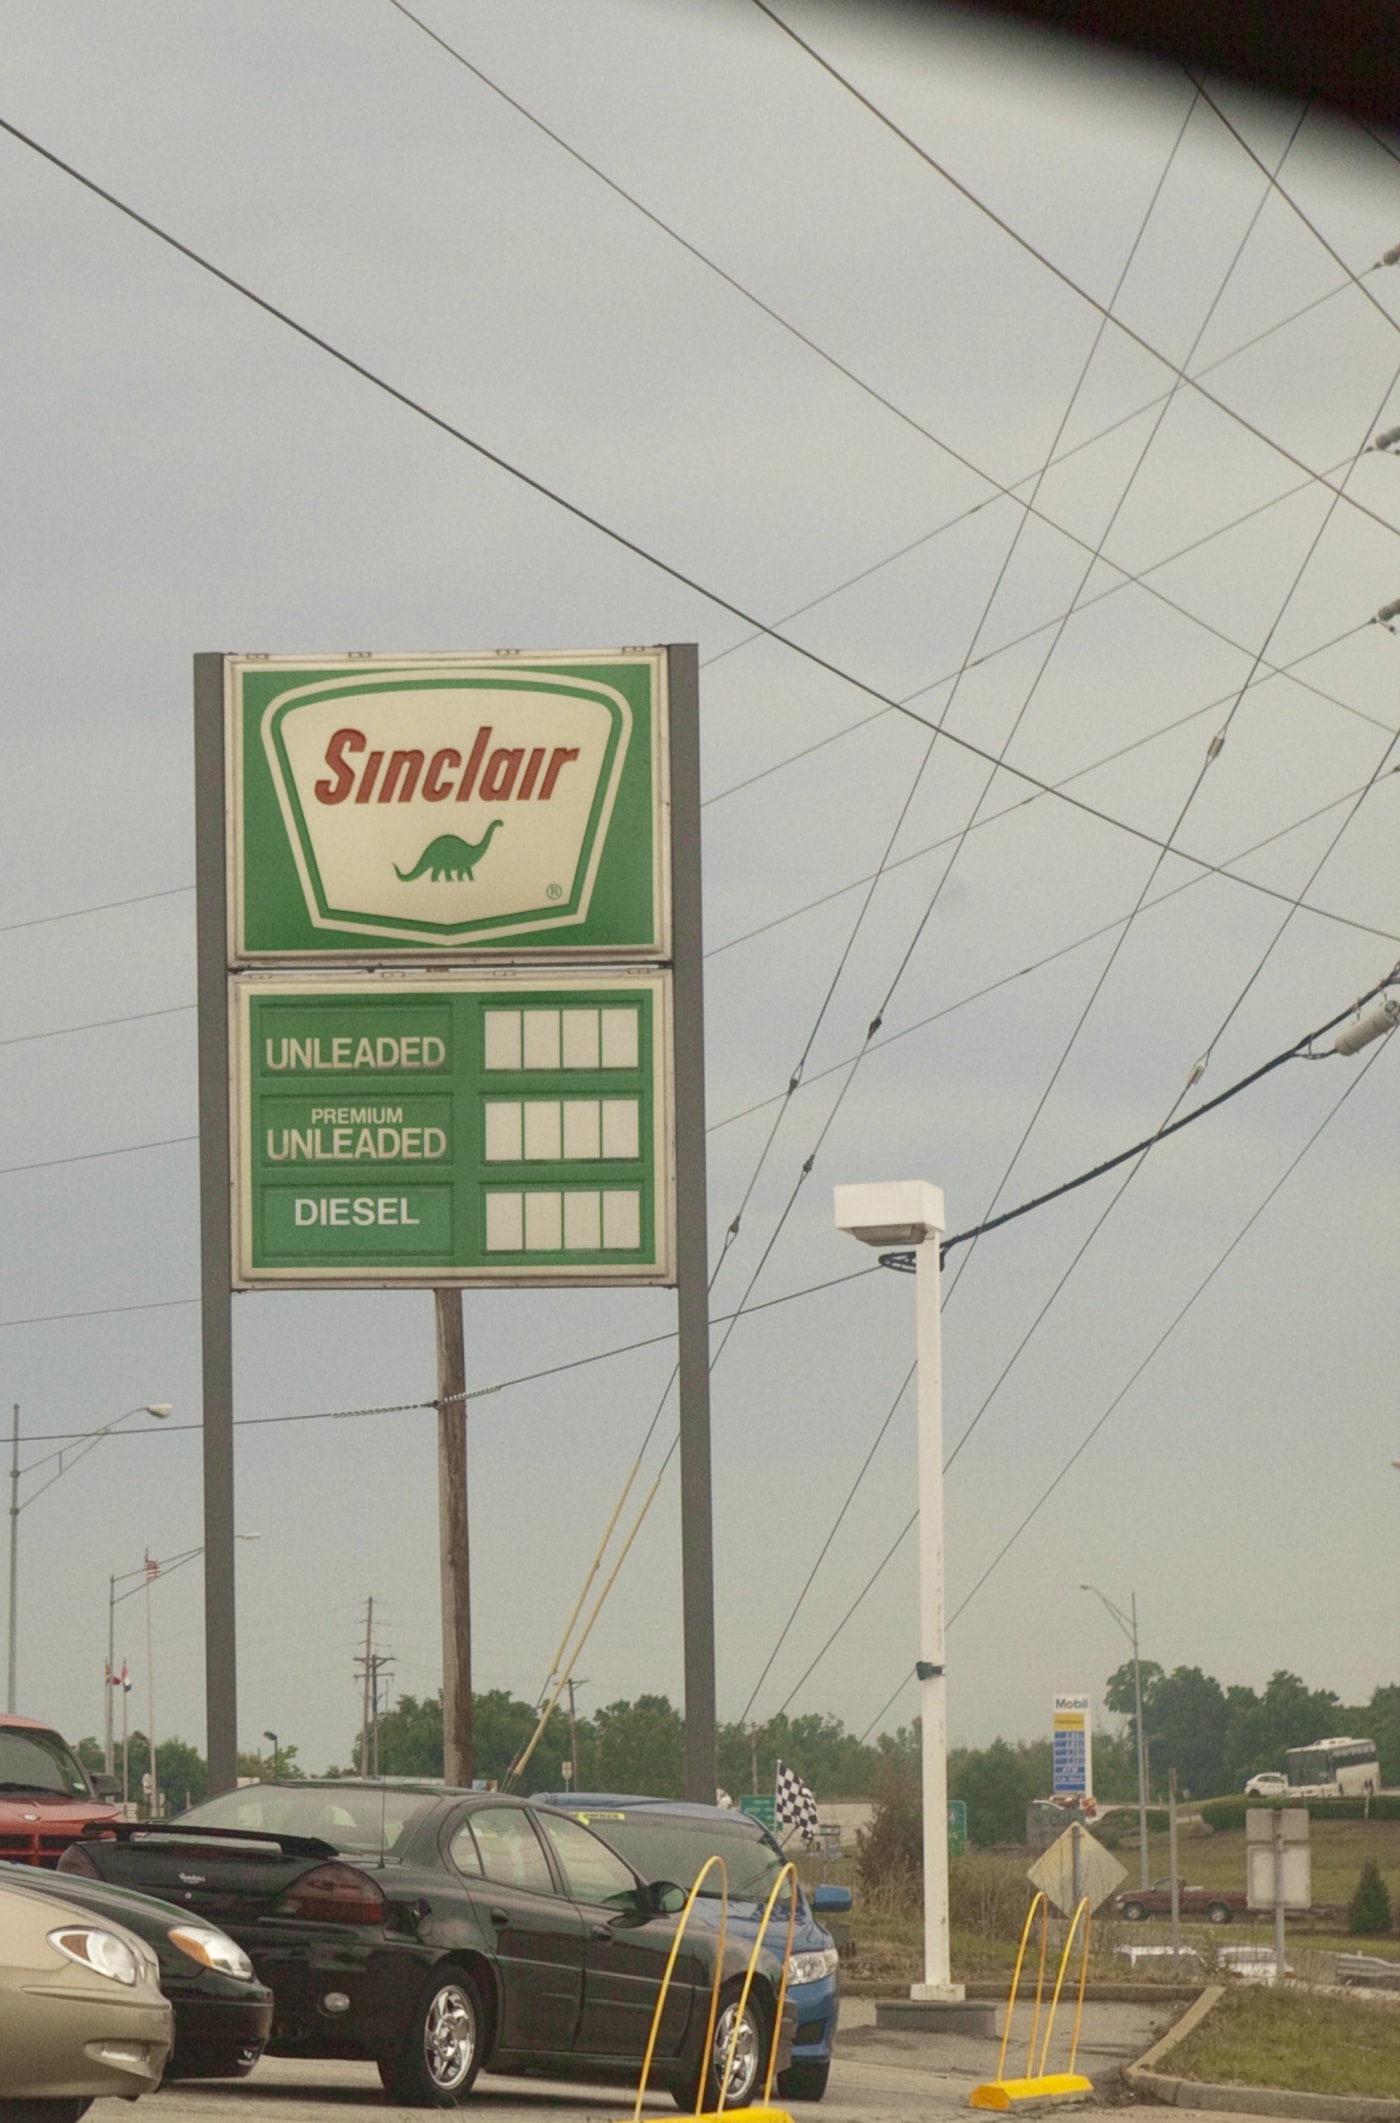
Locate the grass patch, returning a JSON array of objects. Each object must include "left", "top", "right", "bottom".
[
  {"left": 1168, "top": 1987, "right": 1400, "bottom": 2097},
  {"left": 1137, "top": 1819, "right": 1400, "bottom": 1908}
]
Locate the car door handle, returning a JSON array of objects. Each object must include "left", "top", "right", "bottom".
[
  {"left": 591, "top": 1922, "right": 613, "bottom": 1940},
  {"left": 489, "top": 1907, "right": 510, "bottom": 1928}
]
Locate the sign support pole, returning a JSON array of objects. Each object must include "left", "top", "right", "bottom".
[
  {"left": 435, "top": 1288, "right": 472, "bottom": 1786},
  {"left": 194, "top": 651, "right": 239, "bottom": 1797},
  {"left": 669, "top": 645, "right": 717, "bottom": 1806}
]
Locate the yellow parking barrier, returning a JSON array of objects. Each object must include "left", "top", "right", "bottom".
[
  {"left": 619, "top": 1854, "right": 798, "bottom": 2123},
  {"left": 968, "top": 1892, "right": 1093, "bottom": 2110}
]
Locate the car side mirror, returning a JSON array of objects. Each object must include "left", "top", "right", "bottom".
[
  {"left": 647, "top": 1880, "right": 688, "bottom": 1916},
  {"left": 90, "top": 1774, "right": 122, "bottom": 1800},
  {"left": 811, "top": 1885, "right": 851, "bottom": 1914}
]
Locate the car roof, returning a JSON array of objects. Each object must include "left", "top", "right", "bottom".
[
  {"left": 534, "top": 1793, "right": 769, "bottom": 1834},
  {"left": 0, "top": 1714, "right": 64, "bottom": 1733}
]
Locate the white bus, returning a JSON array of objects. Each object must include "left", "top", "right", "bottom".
[{"left": 1284, "top": 1735, "right": 1380, "bottom": 1797}]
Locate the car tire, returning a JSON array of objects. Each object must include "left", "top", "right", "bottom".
[
  {"left": 778, "top": 2058, "right": 831, "bottom": 2101},
  {"left": 1206, "top": 1902, "right": 1232, "bottom": 1925},
  {"left": 378, "top": 1967, "right": 486, "bottom": 2107},
  {"left": 672, "top": 1985, "right": 771, "bottom": 2112},
  {"left": 1122, "top": 1901, "right": 1146, "bottom": 1922}
]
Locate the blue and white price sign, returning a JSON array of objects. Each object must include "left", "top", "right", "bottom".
[{"left": 1052, "top": 1694, "right": 1092, "bottom": 1797}]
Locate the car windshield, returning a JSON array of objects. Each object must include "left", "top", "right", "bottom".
[
  {"left": 570, "top": 1813, "right": 794, "bottom": 1906},
  {"left": 176, "top": 1783, "right": 437, "bottom": 1855},
  {"left": 0, "top": 1727, "right": 91, "bottom": 1798}
]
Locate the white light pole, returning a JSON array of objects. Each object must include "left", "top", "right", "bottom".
[
  {"left": 835, "top": 1181, "right": 962, "bottom": 2005},
  {"left": 1081, "top": 1583, "right": 1150, "bottom": 1889},
  {"left": 7, "top": 1401, "right": 171, "bottom": 1714}
]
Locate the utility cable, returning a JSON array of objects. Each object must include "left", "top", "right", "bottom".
[
  {"left": 852, "top": 1032, "right": 1391, "bottom": 1737},
  {"left": 1193, "top": 78, "right": 1400, "bottom": 338},
  {"left": 867, "top": 96, "right": 1309, "bottom": 1034},
  {"left": 390, "top": 0, "right": 1393, "bottom": 764},
  {"left": 0, "top": 1004, "right": 195, "bottom": 1050},
  {"left": 0, "top": 113, "right": 1392, "bottom": 933},
  {"left": 713, "top": 767, "right": 1400, "bottom": 1138},
  {"left": 0, "top": 886, "right": 192, "bottom": 935},
  {"left": 747, "top": 0, "right": 1400, "bottom": 549},
  {"left": 745, "top": 957, "right": 1397, "bottom": 1714},
  {"left": 704, "top": 89, "right": 1247, "bottom": 1339},
  {"left": 942, "top": 330, "right": 1400, "bottom": 1312}
]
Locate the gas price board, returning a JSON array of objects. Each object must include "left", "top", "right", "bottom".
[{"left": 231, "top": 972, "right": 673, "bottom": 1286}]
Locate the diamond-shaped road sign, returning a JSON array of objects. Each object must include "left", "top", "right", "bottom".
[{"left": 1028, "top": 1824, "right": 1127, "bottom": 1914}]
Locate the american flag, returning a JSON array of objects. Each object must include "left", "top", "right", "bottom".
[
  {"left": 144, "top": 1554, "right": 160, "bottom": 1583},
  {"left": 775, "top": 1760, "right": 819, "bottom": 1847}
]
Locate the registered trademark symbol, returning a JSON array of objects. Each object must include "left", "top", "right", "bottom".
[{"left": 546, "top": 883, "right": 563, "bottom": 901}]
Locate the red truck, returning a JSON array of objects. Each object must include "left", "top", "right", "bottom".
[
  {"left": 1109, "top": 1876, "right": 1248, "bottom": 1925},
  {"left": 0, "top": 1712, "right": 123, "bottom": 1866}
]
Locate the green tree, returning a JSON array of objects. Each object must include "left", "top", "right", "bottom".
[
  {"left": 948, "top": 1738, "right": 1039, "bottom": 1847},
  {"left": 590, "top": 1696, "right": 685, "bottom": 1796},
  {"left": 371, "top": 1689, "right": 575, "bottom": 1788},
  {"left": 855, "top": 1748, "right": 921, "bottom": 1893},
  {"left": 716, "top": 1711, "right": 877, "bottom": 1802},
  {"left": 1348, "top": 1859, "right": 1392, "bottom": 1937},
  {"left": 1144, "top": 1667, "right": 1229, "bottom": 1798}
]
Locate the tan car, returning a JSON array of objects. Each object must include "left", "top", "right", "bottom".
[{"left": 0, "top": 1875, "right": 172, "bottom": 2118}]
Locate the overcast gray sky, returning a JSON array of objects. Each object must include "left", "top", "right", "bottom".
[{"left": 2, "top": 0, "right": 1398, "bottom": 1783}]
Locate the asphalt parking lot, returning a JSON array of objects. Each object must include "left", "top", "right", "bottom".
[{"left": 85, "top": 1996, "right": 1310, "bottom": 2123}]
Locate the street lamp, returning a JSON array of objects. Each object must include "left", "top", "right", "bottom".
[
  {"left": 1080, "top": 1584, "right": 1150, "bottom": 1890},
  {"left": 7, "top": 1401, "right": 171, "bottom": 1713},
  {"left": 263, "top": 1730, "right": 280, "bottom": 1780},
  {"left": 834, "top": 1181, "right": 966, "bottom": 2015},
  {"left": 109, "top": 1534, "right": 260, "bottom": 1814}
]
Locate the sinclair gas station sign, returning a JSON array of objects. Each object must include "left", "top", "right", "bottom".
[
  {"left": 220, "top": 651, "right": 677, "bottom": 1286},
  {"left": 228, "top": 653, "right": 669, "bottom": 958}
]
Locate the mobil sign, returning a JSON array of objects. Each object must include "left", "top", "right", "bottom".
[{"left": 227, "top": 651, "right": 670, "bottom": 959}]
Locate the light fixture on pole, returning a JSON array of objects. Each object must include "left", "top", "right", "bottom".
[
  {"left": 7, "top": 1401, "right": 171, "bottom": 1716},
  {"left": 263, "top": 1730, "right": 280, "bottom": 1780},
  {"left": 835, "top": 1182, "right": 990, "bottom": 2034},
  {"left": 1080, "top": 1584, "right": 1150, "bottom": 1890}
]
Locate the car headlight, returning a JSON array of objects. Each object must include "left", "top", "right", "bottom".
[
  {"left": 48, "top": 1926, "right": 142, "bottom": 1987},
  {"left": 168, "top": 1925, "right": 255, "bottom": 1981},
  {"left": 786, "top": 1948, "right": 840, "bottom": 1986}
]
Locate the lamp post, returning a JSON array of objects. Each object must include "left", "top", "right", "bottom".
[
  {"left": 1081, "top": 1583, "right": 1150, "bottom": 1890},
  {"left": 109, "top": 1534, "right": 260, "bottom": 1815},
  {"left": 834, "top": 1181, "right": 969, "bottom": 2016},
  {"left": 7, "top": 1401, "right": 170, "bottom": 1714},
  {"left": 263, "top": 1730, "right": 280, "bottom": 1781}
]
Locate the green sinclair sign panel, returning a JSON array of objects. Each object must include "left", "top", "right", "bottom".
[
  {"left": 231, "top": 973, "right": 673, "bottom": 1286},
  {"left": 227, "top": 651, "right": 669, "bottom": 959}
]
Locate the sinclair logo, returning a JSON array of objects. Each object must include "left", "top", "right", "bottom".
[{"left": 254, "top": 670, "right": 633, "bottom": 948}]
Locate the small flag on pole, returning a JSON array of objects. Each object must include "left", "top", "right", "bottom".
[
  {"left": 144, "top": 1554, "right": 160, "bottom": 1583},
  {"left": 775, "top": 1760, "right": 819, "bottom": 1847},
  {"left": 120, "top": 1663, "right": 131, "bottom": 1693}
]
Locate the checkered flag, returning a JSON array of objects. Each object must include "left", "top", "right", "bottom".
[{"left": 775, "top": 1760, "right": 819, "bottom": 1847}]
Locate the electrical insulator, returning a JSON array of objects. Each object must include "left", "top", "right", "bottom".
[{"left": 1334, "top": 994, "right": 1400, "bottom": 1054}]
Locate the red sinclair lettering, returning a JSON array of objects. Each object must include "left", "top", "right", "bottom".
[
  {"left": 422, "top": 748, "right": 461, "bottom": 801},
  {"left": 313, "top": 725, "right": 581, "bottom": 803},
  {"left": 378, "top": 749, "right": 424, "bottom": 802},
  {"left": 455, "top": 725, "right": 492, "bottom": 803},
  {"left": 314, "top": 728, "right": 365, "bottom": 804}
]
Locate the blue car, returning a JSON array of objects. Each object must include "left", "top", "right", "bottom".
[{"left": 533, "top": 1793, "right": 848, "bottom": 2102}]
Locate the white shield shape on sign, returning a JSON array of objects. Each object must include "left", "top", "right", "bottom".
[{"left": 260, "top": 672, "right": 632, "bottom": 947}]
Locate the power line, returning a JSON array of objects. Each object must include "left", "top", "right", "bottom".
[
  {"left": 0, "top": 1134, "right": 195, "bottom": 1179},
  {"left": 391, "top": 0, "right": 1394, "bottom": 749},
  {"left": 0, "top": 885, "right": 193, "bottom": 936},
  {"left": 746, "top": 0, "right": 1400, "bottom": 548},
  {"left": 0, "top": 1004, "right": 195, "bottom": 1050},
  {"left": 1, "top": 111, "right": 1392, "bottom": 940},
  {"left": 852, "top": 1032, "right": 1391, "bottom": 1738},
  {"left": 742, "top": 961, "right": 1397, "bottom": 1716}
]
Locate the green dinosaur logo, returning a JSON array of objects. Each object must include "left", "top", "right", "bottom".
[{"left": 394, "top": 821, "right": 503, "bottom": 883}]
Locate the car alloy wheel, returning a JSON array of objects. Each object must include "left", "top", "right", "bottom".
[
  {"left": 424, "top": 1984, "right": 477, "bottom": 2091},
  {"left": 710, "top": 1991, "right": 766, "bottom": 2108},
  {"left": 378, "top": 1968, "right": 485, "bottom": 2107}
]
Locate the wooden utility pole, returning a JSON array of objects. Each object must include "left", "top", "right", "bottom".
[
  {"left": 436, "top": 1290, "right": 472, "bottom": 1787},
  {"left": 359, "top": 1597, "right": 373, "bottom": 1777}
]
